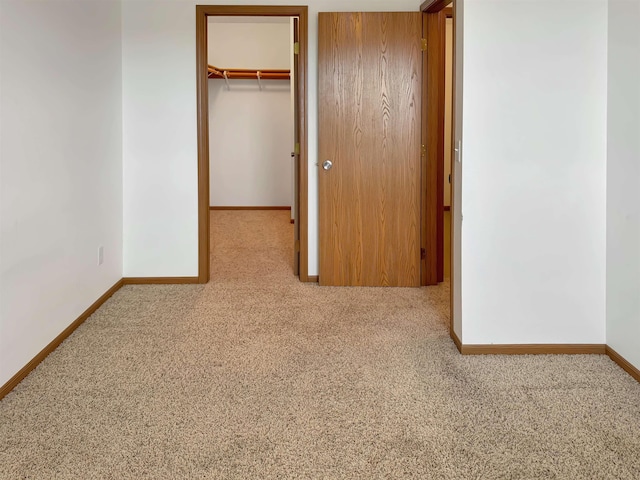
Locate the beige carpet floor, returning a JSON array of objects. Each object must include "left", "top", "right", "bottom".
[{"left": 1, "top": 210, "right": 639, "bottom": 479}]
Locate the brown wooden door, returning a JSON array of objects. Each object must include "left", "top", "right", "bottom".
[{"left": 318, "top": 12, "right": 422, "bottom": 287}]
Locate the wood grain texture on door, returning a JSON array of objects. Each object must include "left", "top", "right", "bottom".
[
  {"left": 318, "top": 12, "right": 422, "bottom": 287},
  {"left": 422, "top": 11, "right": 446, "bottom": 286}
]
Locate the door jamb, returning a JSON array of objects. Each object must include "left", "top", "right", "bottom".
[
  {"left": 422, "top": 0, "right": 452, "bottom": 13},
  {"left": 421, "top": 1, "right": 448, "bottom": 286},
  {"left": 195, "top": 5, "right": 310, "bottom": 283},
  {"left": 421, "top": 0, "right": 456, "bottom": 342}
]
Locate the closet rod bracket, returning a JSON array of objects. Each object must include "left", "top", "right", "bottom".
[{"left": 223, "top": 70, "right": 230, "bottom": 90}]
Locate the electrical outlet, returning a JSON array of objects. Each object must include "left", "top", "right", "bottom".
[{"left": 98, "top": 246, "right": 104, "bottom": 266}]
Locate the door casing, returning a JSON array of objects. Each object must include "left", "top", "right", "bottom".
[{"left": 195, "top": 5, "right": 309, "bottom": 283}]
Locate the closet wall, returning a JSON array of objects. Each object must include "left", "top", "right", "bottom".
[
  {"left": 606, "top": 0, "right": 640, "bottom": 371},
  {"left": 208, "top": 17, "right": 293, "bottom": 208}
]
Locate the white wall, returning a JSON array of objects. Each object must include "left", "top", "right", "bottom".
[
  {"left": 606, "top": 0, "right": 640, "bottom": 370},
  {"left": 452, "top": 0, "right": 463, "bottom": 339},
  {"left": 208, "top": 18, "right": 293, "bottom": 207},
  {"left": 122, "top": 1, "right": 199, "bottom": 277},
  {"left": 0, "top": 0, "right": 123, "bottom": 386},
  {"left": 459, "top": 0, "right": 608, "bottom": 344},
  {"left": 208, "top": 18, "right": 291, "bottom": 69},
  {"left": 121, "top": 0, "right": 420, "bottom": 278}
]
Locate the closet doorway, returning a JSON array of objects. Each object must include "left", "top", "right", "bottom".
[{"left": 196, "top": 6, "right": 308, "bottom": 283}]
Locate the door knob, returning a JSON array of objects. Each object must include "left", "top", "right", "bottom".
[{"left": 322, "top": 160, "right": 333, "bottom": 171}]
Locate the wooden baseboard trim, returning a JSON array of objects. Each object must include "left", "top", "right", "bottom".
[
  {"left": 606, "top": 346, "right": 640, "bottom": 383},
  {"left": 303, "top": 275, "right": 319, "bottom": 283},
  {"left": 123, "top": 277, "right": 200, "bottom": 285},
  {"left": 0, "top": 279, "right": 124, "bottom": 401},
  {"left": 450, "top": 329, "right": 462, "bottom": 353},
  {"left": 460, "top": 343, "right": 606, "bottom": 355},
  {"left": 209, "top": 206, "right": 291, "bottom": 211}
]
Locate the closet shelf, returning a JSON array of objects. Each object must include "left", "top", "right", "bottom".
[{"left": 208, "top": 65, "right": 290, "bottom": 80}]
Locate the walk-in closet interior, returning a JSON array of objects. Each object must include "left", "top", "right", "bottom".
[
  {"left": 208, "top": 17, "right": 295, "bottom": 215},
  {"left": 208, "top": 16, "right": 297, "bottom": 274}
]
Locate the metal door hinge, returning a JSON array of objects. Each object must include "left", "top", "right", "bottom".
[
  {"left": 421, "top": 248, "right": 426, "bottom": 260},
  {"left": 421, "top": 38, "right": 427, "bottom": 51},
  {"left": 294, "top": 142, "right": 300, "bottom": 155},
  {"left": 294, "top": 42, "right": 300, "bottom": 55},
  {"left": 421, "top": 144, "right": 426, "bottom": 157}
]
